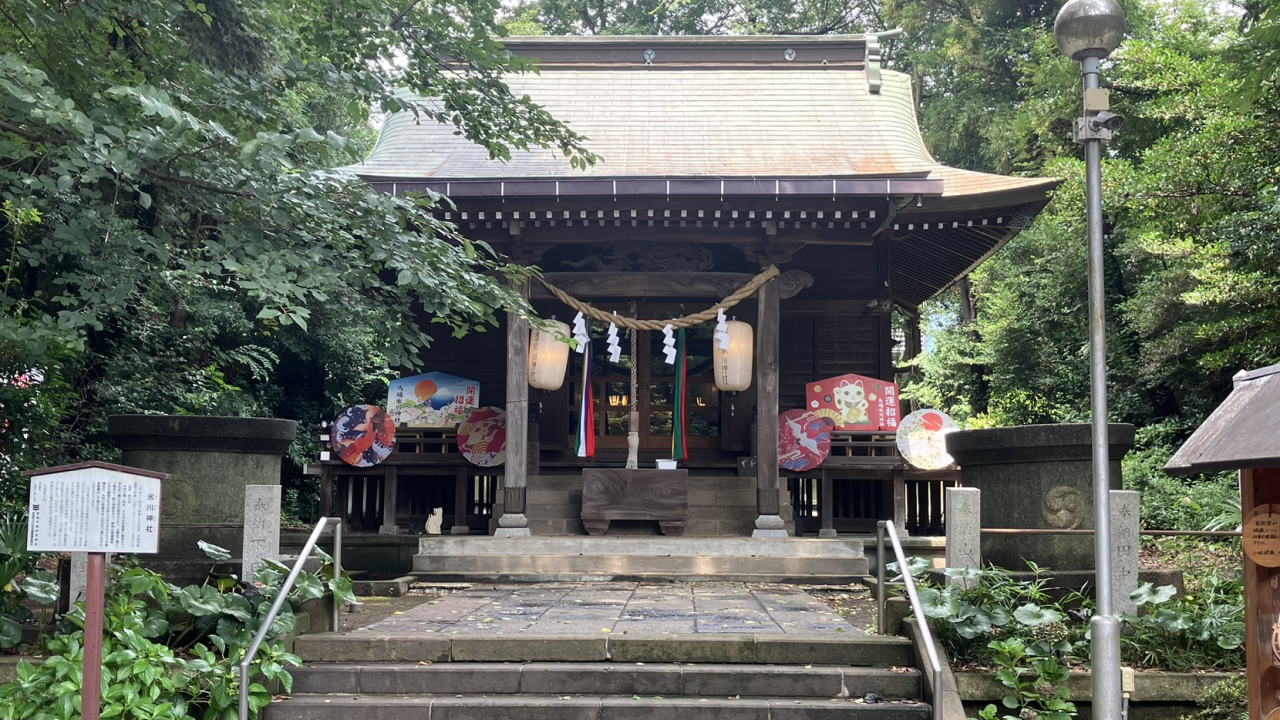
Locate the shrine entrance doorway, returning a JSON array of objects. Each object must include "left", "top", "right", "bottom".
[{"left": 571, "top": 302, "right": 723, "bottom": 452}]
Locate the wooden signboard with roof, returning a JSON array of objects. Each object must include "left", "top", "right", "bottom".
[
  {"left": 22, "top": 461, "right": 169, "bottom": 720},
  {"left": 1167, "top": 364, "right": 1280, "bottom": 719}
]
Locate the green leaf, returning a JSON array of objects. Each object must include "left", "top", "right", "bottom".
[
  {"left": 328, "top": 576, "right": 356, "bottom": 607},
  {"left": 140, "top": 610, "right": 169, "bottom": 638},
  {"left": 293, "top": 572, "right": 324, "bottom": 600},
  {"left": 1013, "top": 603, "right": 1063, "bottom": 627},
  {"left": 953, "top": 610, "right": 993, "bottom": 639},
  {"left": 180, "top": 585, "right": 227, "bottom": 616},
  {"left": 221, "top": 594, "right": 253, "bottom": 621},
  {"left": 21, "top": 570, "right": 61, "bottom": 604},
  {"left": 1129, "top": 583, "right": 1177, "bottom": 607},
  {"left": 886, "top": 556, "right": 931, "bottom": 580},
  {"left": 198, "top": 540, "right": 232, "bottom": 561},
  {"left": 917, "top": 587, "right": 956, "bottom": 618},
  {"left": 0, "top": 615, "right": 21, "bottom": 648}
]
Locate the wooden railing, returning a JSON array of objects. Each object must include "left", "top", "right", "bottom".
[
  {"left": 316, "top": 428, "right": 497, "bottom": 534},
  {"left": 785, "top": 431, "right": 959, "bottom": 536}
]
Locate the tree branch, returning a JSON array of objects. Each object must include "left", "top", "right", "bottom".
[
  {"left": 141, "top": 168, "right": 252, "bottom": 197},
  {"left": 0, "top": 120, "right": 67, "bottom": 145}
]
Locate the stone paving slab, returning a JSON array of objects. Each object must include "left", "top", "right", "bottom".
[{"left": 360, "top": 582, "right": 862, "bottom": 637}]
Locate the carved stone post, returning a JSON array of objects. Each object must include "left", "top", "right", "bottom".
[
  {"left": 753, "top": 278, "right": 786, "bottom": 538},
  {"left": 496, "top": 278, "right": 532, "bottom": 537}
]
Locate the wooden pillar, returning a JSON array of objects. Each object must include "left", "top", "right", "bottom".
[
  {"left": 451, "top": 466, "right": 470, "bottom": 535},
  {"left": 496, "top": 278, "right": 532, "bottom": 536},
  {"left": 378, "top": 466, "right": 398, "bottom": 535},
  {"left": 319, "top": 466, "right": 333, "bottom": 518},
  {"left": 753, "top": 278, "right": 786, "bottom": 538},
  {"left": 819, "top": 471, "right": 835, "bottom": 538},
  {"left": 1243, "top": 467, "right": 1280, "bottom": 718},
  {"left": 892, "top": 468, "right": 907, "bottom": 534}
]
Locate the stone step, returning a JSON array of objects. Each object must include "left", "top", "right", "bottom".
[
  {"left": 412, "top": 536, "right": 868, "bottom": 581},
  {"left": 409, "top": 571, "right": 863, "bottom": 584},
  {"left": 417, "top": 536, "right": 862, "bottom": 558},
  {"left": 266, "top": 693, "right": 930, "bottom": 720},
  {"left": 293, "top": 633, "right": 913, "bottom": 666},
  {"left": 290, "top": 662, "right": 922, "bottom": 699},
  {"left": 412, "top": 555, "right": 863, "bottom": 580}
]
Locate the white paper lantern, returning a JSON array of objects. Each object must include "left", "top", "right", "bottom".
[
  {"left": 528, "top": 320, "right": 571, "bottom": 391},
  {"left": 713, "top": 320, "right": 753, "bottom": 392}
]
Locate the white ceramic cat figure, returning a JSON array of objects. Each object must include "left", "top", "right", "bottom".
[
  {"left": 833, "top": 379, "right": 871, "bottom": 426},
  {"left": 425, "top": 507, "right": 443, "bottom": 535}
]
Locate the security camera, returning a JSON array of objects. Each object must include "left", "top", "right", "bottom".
[{"left": 1089, "top": 111, "right": 1124, "bottom": 132}]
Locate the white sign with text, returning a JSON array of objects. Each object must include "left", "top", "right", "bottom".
[{"left": 27, "top": 466, "right": 162, "bottom": 554}]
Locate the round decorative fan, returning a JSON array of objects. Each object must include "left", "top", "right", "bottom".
[
  {"left": 458, "top": 406, "right": 508, "bottom": 467},
  {"left": 333, "top": 404, "right": 395, "bottom": 467},
  {"left": 896, "top": 409, "right": 959, "bottom": 470},
  {"left": 778, "top": 408, "right": 832, "bottom": 472}
]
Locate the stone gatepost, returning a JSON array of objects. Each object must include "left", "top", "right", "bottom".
[
  {"left": 1110, "top": 489, "right": 1141, "bottom": 616},
  {"left": 945, "top": 487, "right": 982, "bottom": 590},
  {"left": 69, "top": 552, "right": 88, "bottom": 607},
  {"left": 242, "top": 485, "right": 282, "bottom": 581}
]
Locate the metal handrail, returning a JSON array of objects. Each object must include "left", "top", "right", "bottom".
[
  {"left": 876, "top": 520, "right": 944, "bottom": 720},
  {"left": 239, "top": 517, "right": 342, "bottom": 720}
]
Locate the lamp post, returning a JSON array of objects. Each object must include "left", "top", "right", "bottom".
[{"left": 1054, "top": 2, "right": 1127, "bottom": 720}]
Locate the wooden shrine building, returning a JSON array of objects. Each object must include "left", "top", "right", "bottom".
[{"left": 325, "top": 34, "right": 1057, "bottom": 539}]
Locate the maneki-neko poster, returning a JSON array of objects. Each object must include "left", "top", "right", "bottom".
[
  {"left": 387, "top": 371, "right": 479, "bottom": 427},
  {"left": 806, "top": 373, "right": 900, "bottom": 432}
]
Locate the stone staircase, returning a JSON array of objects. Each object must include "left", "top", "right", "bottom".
[
  {"left": 412, "top": 536, "right": 869, "bottom": 583},
  {"left": 268, "top": 632, "right": 931, "bottom": 720}
]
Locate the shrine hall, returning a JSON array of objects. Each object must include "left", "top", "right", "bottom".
[{"left": 320, "top": 33, "right": 1057, "bottom": 545}]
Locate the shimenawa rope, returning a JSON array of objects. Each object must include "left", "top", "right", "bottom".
[{"left": 535, "top": 265, "right": 780, "bottom": 330}]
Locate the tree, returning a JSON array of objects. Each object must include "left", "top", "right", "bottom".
[
  {"left": 508, "top": 0, "right": 888, "bottom": 36},
  {"left": 0, "top": 0, "right": 595, "bottom": 509},
  {"left": 903, "top": 0, "right": 1280, "bottom": 521}
]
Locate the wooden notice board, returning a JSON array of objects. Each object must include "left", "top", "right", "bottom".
[{"left": 1243, "top": 467, "right": 1280, "bottom": 718}]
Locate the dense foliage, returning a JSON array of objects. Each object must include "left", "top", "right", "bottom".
[
  {"left": 0, "top": 0, "right": 595, "bottom": 512},
  {"left": 0, "top": 516, "right": 57, "bottom": 648},
  {"left": 903, "top": 560, "right": 1245, "bottom": 671},
  {"left": 886, "top": 0, "right": 1280, "bottom": 523},
  {"left": 5, "top": 0, "right": 1279, "bottom": 522},
  {"left": 0, "top": 542, "right": 353, "bottom": 720}
]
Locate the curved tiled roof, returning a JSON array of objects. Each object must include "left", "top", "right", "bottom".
[
  {"left": 345, "top": 35, "right": 1059, "bottom": 307},
  {"left": 344, "top": 39, "right": 1056, "bottom": 203}
]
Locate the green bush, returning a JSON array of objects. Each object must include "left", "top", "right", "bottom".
[
  {"left": 0, "top": 541, "right": 354, "bottom": 720},
  {"left": 1119, "top": 579, "right": 1244, "bottom": 671},
  {"left": 0, "top": 515, "right": 58, "bottom": 649},
  {"left": 1181, "top": 676, "right": 1247, "bottom": 720},
  {"left": 970, "top": 638, "right": 1076, "bottom": 720},
  {"left": 901, "top": 559, "right": 1245, "bottom": 672},
  {"left": 1123, "top": 421, "right": 1239, "bottom": 532}
]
